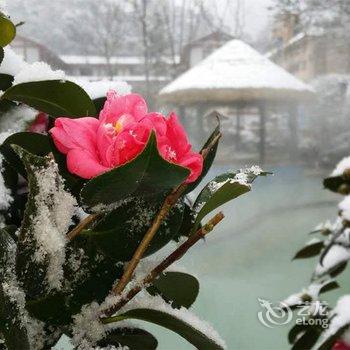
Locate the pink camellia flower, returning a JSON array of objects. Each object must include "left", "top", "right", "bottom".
[
  {"left": 28, "top": 112, "right": 49, "bottom": 134},
  {"left": 333, "top": 341, "right": 350, "bottom": 350},
  {"left": 49, "top": 91, "right": 203, "bottom": 183}
]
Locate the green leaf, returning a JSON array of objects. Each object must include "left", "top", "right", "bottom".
[
  {"left": 323, "top": 175, "right": 350, "bottom": 194},
  {"left": 147, "top": 272, "right": 199, "bottom": 309},
  {"left": 83, "top": 198, "right": 184, "bottom": 261},
  {"left": 26, "top": 293, "right": 69, "bottom": 326},
  {"left": 172, "top": 203, "right": 196, "bottom": 241},
  {"left": 12, "top": 147, "right": 55, "bottom": 299},
  {"left": 192, "top": 169, "right": 267, "bottom": 230},
  {"left": 104, "top": 308, "right": 225, "bottom": 350},
  {"left": 0, "top": 226, "right": 30, "bottom": 350},
  {"left": 93, "top": 96, "right": 106, "bottom": 114},
  {"left": 1, "top": 80, "right": 96, "bottom": 117},
  {"left": 49, "top": 136, "right": 86, "bottom": 197},
  {"left": 288, "top": 324, "right": 308, "bottom": 344},
  {"left": 0, "top": 74, "right": 15, "bottom": 113},
  {"left": 97, "top": 328, "right": 158, "bottom": 350},
  {"left": 0, "top": 14, "right": 16, "bottom": 47},
  {"left": 319, "top": 280, "right": 339, "bottom": 294},
  {"left": 291, "top": 327, "right": 320, "bottom": 350},
  {"left": 0, "top": 132, "right": 51, "bottom": 178},
  {"left": 185, "top": 121, "right": 220, "bottom": 194},
  {"left": 0, "top": 74, "right": 13, "bottom": 91},
  {"left": 329, "top": 261, "right": 348, "bottom": 278},
  {"left": 81, "top": 132, "right": 190, "bottom": 208},
  {"left": 293, "top": 240, "right": 324, "bottom": 260}
]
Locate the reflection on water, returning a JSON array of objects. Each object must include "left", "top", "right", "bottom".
[{"left": 58, "top": 164, "right": 346, "bottom": 350}]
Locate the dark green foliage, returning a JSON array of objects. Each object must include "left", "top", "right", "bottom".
[
  {"left": 291, "top": 327, "right": 320, "bottom": 350},
  {"left": 147, "top": 272, "right": 199, "bottom": 309},
  {"left": 0, "top": 132, "right": 51, "bottom": 177},
  {"left": 0, "top": 227, "right": 30, "bottom": 350},
  {"left": 0, "top": 74, "right": 13, "bottom": 91},
  {"left": 93, "top": 97, "right": 106, "bottom": 114},
  {"left": 1, "top": 80, "right": 96, "bottom": 117},
  {"left": 324, "top": 175, "right": 350, "bottom": 194},
  {"left": 84, "top": 198, "right": 184, "bottom": 261},
  {"left": 105, "top": 308, "right": 225, "bottom": 350},
  {"left": 319, "top": 280, "right": 339, "bottom": 294},
  {"left": 172, "top": 203, "right": 196, "bottom": 241},
  {"left": 12, "top": 146, "right": 52, "bottom": 299},
  {"left": 97, "top": 328, "right": 158, "bottom": 350},
  {"left": 293, "top": 240, "right": 324, "bottom": 259}
]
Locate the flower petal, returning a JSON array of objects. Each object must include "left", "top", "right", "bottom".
[
  {"left": 66, "top": 148, "right": 110, "bottom": 179},
  {"left": 99, "top": 91, "right": 148, "bottom": 124},
  {"left": 180, "top": 152, "right": 203, "bottom": 183}
]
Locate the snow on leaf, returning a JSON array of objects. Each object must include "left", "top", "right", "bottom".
[
  {"left": 314, "top": 245, "right": 350, "bottom": 278},
  {"left": 13, "top": 61, "right": 65, "bottom": 85}
]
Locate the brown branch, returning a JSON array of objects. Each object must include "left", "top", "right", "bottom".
[
  {"left": 111, "top": 184, "right": 186, "bottom": 295},
  {"left": 67, "top": 213, "right": 101, "bottom": 241},
  {"left": 101, "top": 212, "right": 224, "bottom": 319},
  {"left": 111, "top": 131, "right": 222, "bottom": 295}
]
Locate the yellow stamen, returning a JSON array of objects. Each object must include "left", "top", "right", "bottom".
[{"left": 114, "top": 121, "right": 123, "bottom": 133}]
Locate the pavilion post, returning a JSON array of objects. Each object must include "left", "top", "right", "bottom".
[
  {"left": 178, "top": 105, "right": 187, "bottom": 129},
  {"left": 196, "top": 104, "right": 205, "bottom": 145},
  {"left": 288, "top": 103, "right": 299, "bottom": 161},
  {"left": 258, "top": 102, "right": 267, "bottom": 165},
  {"left": 236, "top": 104, "right": 242, "bottom": 150}
]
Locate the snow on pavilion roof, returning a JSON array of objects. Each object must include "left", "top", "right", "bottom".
[{"left": 159, "top": 39, "right": 314, "bottom": 104}]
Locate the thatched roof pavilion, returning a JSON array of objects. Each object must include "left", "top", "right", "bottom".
[{"left": 159, "top": 39, "right": 315, "bottom": 163}]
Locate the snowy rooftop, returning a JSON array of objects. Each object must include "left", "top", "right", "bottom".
[
  {"left": 159, "top": 39, "right": 314, "bottom": 103},
  {"left": 60, "top": 55, "right": 143, "bottom": 65},
  {"left": 60, "top": 55, "right": 180, "bottom": 65}
]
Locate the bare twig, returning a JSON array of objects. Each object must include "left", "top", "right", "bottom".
[
  {"left": 101, "top": 212, "right": 224, "bottom": 319},
  {"left": 111, "top": 183, "right": 187, "bottom": 295},
  {"left": 111, "top": 131, "right": 221, "bottom": 295},
  {"left": 67, "top": 213, "right": 101, "bottom": 241}
]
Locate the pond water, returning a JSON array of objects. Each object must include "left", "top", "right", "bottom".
[
  {"left": 138, "top": 164, "right": 345, "bottom": 350},
  {"left": 58, "top": 164, "right": 348, "bottom": 350}
]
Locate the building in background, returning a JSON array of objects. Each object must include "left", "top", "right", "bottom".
[
  {"left": 11, "top": 32, "right": 233, "bottom": 98},
  {"left": 11, "top": 35, "right": 67, "bottom": 70},
  {"left": 268, "top": 13, "right": 350, "bottom": 81},
  {"left": 180, "top": 31, "right": 233, "bottom": 70}
]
